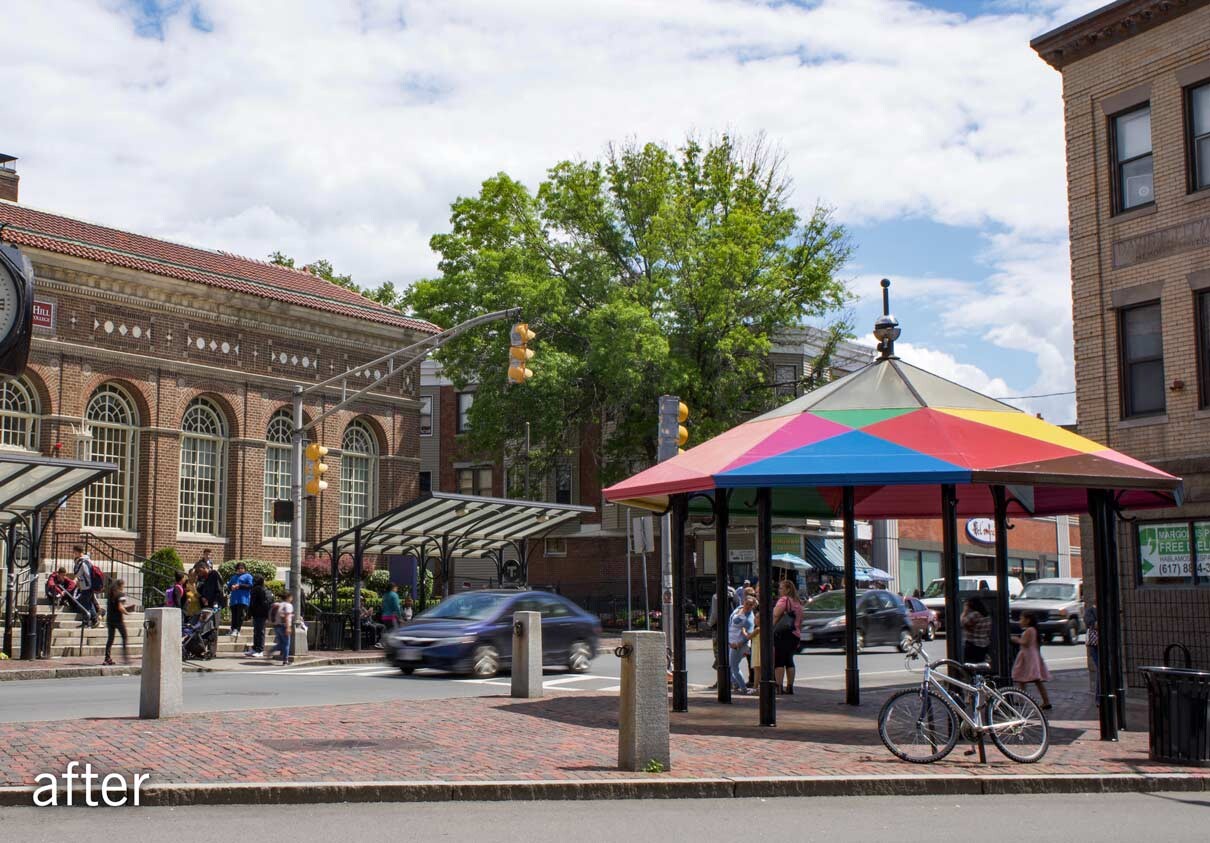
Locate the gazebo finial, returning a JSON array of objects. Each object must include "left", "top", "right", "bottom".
[{"left": 873, "top": 278, "right": 901, "bottom": 360}]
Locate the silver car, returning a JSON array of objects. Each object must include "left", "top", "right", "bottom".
[{"left": 1009, "top": 577, "right": 1084, "bottom": 645}]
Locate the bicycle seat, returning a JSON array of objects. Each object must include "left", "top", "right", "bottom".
[{"left": 963, "top": 662, "right": 992, "bottom": 674}]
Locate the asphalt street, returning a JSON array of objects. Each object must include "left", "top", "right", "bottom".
[
  {"left": 0, "top": 639, "right": 1088, "bottom": 723},
  {"left": 1, "top": 792, "right": 1205, "bottom": 841}
]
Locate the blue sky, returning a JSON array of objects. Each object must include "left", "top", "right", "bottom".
[{"left": 7, "top": 0, "right": 1110, "bottom": 421}]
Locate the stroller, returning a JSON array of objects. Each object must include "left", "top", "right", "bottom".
[{"left": 182, "top": 607, "right": 220, "bottom": 661}]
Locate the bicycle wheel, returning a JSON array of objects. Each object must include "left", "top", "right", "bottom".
[
  {"left": 987, "top": 688, "right": 1049, "bottom": 763},
  {"left": 878, "top": 687, "right": 960, "bottom": 763}
]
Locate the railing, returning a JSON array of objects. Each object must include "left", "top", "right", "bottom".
[{"left": 51, "top": 533, "right": 172, "bottom": 611}]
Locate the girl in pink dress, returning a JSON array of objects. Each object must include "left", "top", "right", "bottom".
[{"left": 1012, "top": 612, "right": 1052, "bottom": 709}]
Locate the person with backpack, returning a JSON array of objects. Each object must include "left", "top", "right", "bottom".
[
  {"left": 198, "top": 558, "right": 222, "bottom": 610},
  {"left": 163, "top": 571, "right": 186, "bottom": 610},
  {"left": 103, "top": 578, "right": 129, "bottom": 665},
  {"left": 273, "top": 591, "right": 294, "bottom": 665},
  {"left": 71, "top": 545, "right": 99, "bottom": 628},
  {"left": 245, "top": 575, "right": 272, "bottom": 658},
  {"left": 226, "top": 562, "right": 253, "bottom": 642}
]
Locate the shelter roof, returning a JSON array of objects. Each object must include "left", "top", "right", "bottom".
[{"left": 0, "top": 452, "right": 116, "bottom": 523}]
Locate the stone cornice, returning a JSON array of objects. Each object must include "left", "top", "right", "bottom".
[{"left": 1031, "top": 0, "right": 1210, "bottom": 71}]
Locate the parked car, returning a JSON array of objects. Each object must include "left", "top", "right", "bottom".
[
  {"left": 798, "top": 589, "right": 914, "bottom": 653},
  {"left": 920, "top": 575, "right": 1024, "bottom": 631},
  {"left": 1009, "top": 577, "right": 1084, "bottom": 645},
  {"left": 382, "top": 590, "right": 601, "bottom": 677},
  {"left": 903, "top": 596, "right": 937, "bottom": 640}
]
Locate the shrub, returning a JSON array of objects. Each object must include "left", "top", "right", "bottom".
[
  {"left": 365, "top": 568, "right": 391, "bottom": 594},
  {"left": 218, "top": 559, "right": 277, "bottom": 583},
  {"left": 145, "top": 548, "right": 184, "bottom": 603},
  {"left": 335, "top": 585, "right": 381, "bottom": 610},
  {"left": 266, "top": 579, "right": 287, "bottom": 597}
]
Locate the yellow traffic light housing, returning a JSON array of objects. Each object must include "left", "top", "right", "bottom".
[
  {"left": 508, "top": 322, "right": 535, "bottom": 384},
  {"left": 304, "top": 442, "right": 329, "bottom": 496},
  {"left": 677, "top": 402, "right": 689, "bottom": 447}
]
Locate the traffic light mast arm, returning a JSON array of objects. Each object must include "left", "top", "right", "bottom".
[{"left": 294, "top": 307, "right": 521, "bottom": 435}]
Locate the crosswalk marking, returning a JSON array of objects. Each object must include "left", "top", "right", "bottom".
[{"left": 240, "top": 665, "right": 622, "bottom": 692}]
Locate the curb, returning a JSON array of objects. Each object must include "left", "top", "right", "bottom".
[
  {"left": 0, "top": 772, "right": 1205, "bottom": 807},
  {"left": 0, "top": 654, "right": 385, "bottom": 682}
]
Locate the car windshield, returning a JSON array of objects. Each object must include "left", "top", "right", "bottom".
[
  {"left": 805, "top": 591, "right": 846, "bottom": 612},
  {"left": 1019, "top": 583, "right": 1076, "bottom": 601},
  {"left": 922, "top": 580, "right": 946, "bottom": 599},
  {"left": 418, "top": 592, "right": 509, "bottom": 621}
]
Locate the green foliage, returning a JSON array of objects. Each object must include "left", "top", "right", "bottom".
[
  {"left": 642, "top": 759, "right": 666, "bottom": 773},
  {"left": 217, "top": 559, "right": 278, "bottom": 583},
  {"left": 404, "top": 134, "right": 851, "bottom": 483},
  {"left": 336, "top": 586, "right": 382, "bottom": 610},
  {"left": 269, "top": 252, "right": 402, "bottom": 308},
  {"left": 365, "top": 568, "right": 392, "bottom": 594},
  {"left": 265, "top": 579, "right": 286, "bottom": 598},
  {"left": 145, "top": 548, "right": 184, "bottom": 602}
]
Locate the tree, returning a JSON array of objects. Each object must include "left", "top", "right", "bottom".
[
  {"left": 269, "top": 251, "right": 401, "bottom": 308},
  {"left": 404, "top": 134, "right": 852, "bottom": 486}
]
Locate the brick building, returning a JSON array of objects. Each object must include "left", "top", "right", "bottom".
[
  {"left": 0, "top": 160, "right": 436, "bottom": 581},
  {"left": 1033, "top": 0, "right": 1210, "bottom": 681}
]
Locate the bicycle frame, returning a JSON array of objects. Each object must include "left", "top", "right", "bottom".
[{"left": 919, "top": 662, "right": 1030, "bottom": 734}]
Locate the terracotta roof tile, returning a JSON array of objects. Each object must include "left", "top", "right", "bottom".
[{"left": 0, "top": 201, "right": 440, "bottom": 333}]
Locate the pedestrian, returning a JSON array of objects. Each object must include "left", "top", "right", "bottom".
[
  {"left": 163, "top": 571, "right": 186, "bottom": 610},
  {"left": 728, "top": 593, "right": 757, "bottom": 694},
  {"left": 750, "top": 593, "right": 762, "bottom": 690},
  {"left": 1011, "top": 611, "right": 1052, "bottom": 709},
  {"left": 773, "top": 579, "right": 803, "bottom": 694},
  {"left": 103, "top": 578, "right": 129, "bottom": 665},
  {"left": 402, "top": 594, "right": 414, "bottom": 622},
  {"left": 71, "top": 545, "right": 99, "bottom": 627},
  {"left": 183, "top": 571, "right": 202, "bottom": 620},
  {"left": 1084, "top": 604, "right": 1099, "bottom": 699},
  {"left": 707, "top": 583, "right": 738, "bottom": 687},
  {"left": 274, "top": 590, "right": 294, "bottom": 665},
  {"left": 198, "top": 558, "right": 222, "bottom": 610},
  {"left": 245, "top": 575, "right": 272, "bottom": 658},
  {"left": 226, "top": 562, "right": 253, "bottom": 641},
  {"left": 381, "top": 582, "right": 402, "bottom": 630},
  {"left": 960, "top": 598, "right": 992, "bottom": 664}
]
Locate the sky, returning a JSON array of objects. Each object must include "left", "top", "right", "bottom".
[{"left": 4, "top": 0, "right": 1112, "bottom": 423}]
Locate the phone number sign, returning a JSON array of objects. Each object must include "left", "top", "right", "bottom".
[{"left": 1138, "top": 522, "right": 1210, "bottom": 579}]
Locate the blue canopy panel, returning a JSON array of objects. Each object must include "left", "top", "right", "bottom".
[
  {"left": 772, "top": 552, "right": 811, "bottom": 571},
  {"left": 714, "top": 430, "right": 970, "bottom": 488},
  {"left": 803, "top": 537, "right": 875, "bottom": 575}
]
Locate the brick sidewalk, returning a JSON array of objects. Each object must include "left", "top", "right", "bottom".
[{"left": 1, "top": 668, "right": 1200, "bottom": 790}]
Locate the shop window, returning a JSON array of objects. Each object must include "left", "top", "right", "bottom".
[
  {"left": 1119, "top": 301, "right": 1165, "bottom": 418},
  {"left": 419, "top": 395, "right": 433, "bottom": 436},
  {"left": 456, "top": 392, "right": 473, "bottom": 433},
  {"left": 1188, "top": 82, "right": 1210, "bottom": 192},
  {"left": 1112, "top": 104, "right": 1154, "bottom": 213},
  {"left": 963, "top": 554, "right": 994, "bottom": 575},
  {"left": 1136, "top": 521, "right": 1210, "bottom": 586}
]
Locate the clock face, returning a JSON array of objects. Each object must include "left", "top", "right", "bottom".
[{"left": 0, "top": 262, "right": 18, "bottom": 342}]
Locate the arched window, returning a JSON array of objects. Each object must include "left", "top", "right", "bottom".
[
  {"left": 83, "top": 384, "right": 138, "bottom": 531},
  {"left": 339, "top": 419, "right": 378, "bottom": 530},
  {"left": 0, "top": 377, "right": 38, "bottom": 451},
  {"left": 263, "top": 409, "right": 292, "bottom": 540},
  {"left": 178, "top": 397, "right": 227, "bottom": 536}
]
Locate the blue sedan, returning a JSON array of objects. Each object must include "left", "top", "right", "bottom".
[{"left": 383, "top": 590, "right": 601, "bottom": 677}]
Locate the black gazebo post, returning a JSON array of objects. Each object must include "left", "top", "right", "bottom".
[
  {"left": 991, "top": 485, "right": 1012, "bottom": 681},
  {"left": 1104, "top": 500, "right": 1128, "bottom": 729},
  {"left": 842, "top": 486, "right": 859, "bottom": 706},
  {"left": 714, "top": 489, "right": 731, "bottom": 704},
  {"left": 352, "top": 526, "right": 363, "bottom": 652},
  {"left": 671, "top": 493, "right": 689, "bottom": 713},
  {"left": 756, "top": 486, "right": 775, "bottom": 726},
  {"left": 941, "top": 484, "right": 961, "bottom": 665},
  {"left": 1088, "top": 489, "right": 1119, "bottom": 741}
]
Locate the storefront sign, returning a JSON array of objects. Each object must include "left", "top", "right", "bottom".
[
  {"left": 1113, "top": 215, "right": 1210, "bottom": 268},
  {"left": 729, "top": 549, "right": 756, "bottom": 563},
  {"left": 1138, "top": 522, "right": 1210, "bottom": 580},
  {"left": 965, "top": 518, "right": 996, "bottom": 546},
  {"left": 32, "top": 299, "right": 55, "bottom": 330}
]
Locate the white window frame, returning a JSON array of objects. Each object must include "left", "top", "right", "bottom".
[
  {"left": 340, "top": 419, "right": 379, "bottom": 531},
  {"left": 178, "top": 397, "right": 228, "bottom": 538},
  {"left": 419, "top": 395, "right": 433, "bottom": 437},
  {"left": 262, "top": 410, "right": 292, "bottom": 541},
  {"left": 456, "top": 392, "right": 473, "bottom": 433},
  {"left": 83, "top": 383, "right": 138, "bottom": 533},
  {"left": 0, "top": 377, "right": 38, "bottom": 452}
]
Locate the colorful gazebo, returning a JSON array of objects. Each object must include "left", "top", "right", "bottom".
[{"left": 603, "top": 281, "right": 1181, "bottom": 740}]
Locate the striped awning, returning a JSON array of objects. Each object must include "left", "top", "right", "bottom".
[
  {"left": 0, "top": 452, "right": 117, "bottom": 523},
  {"left": 319, "top": 491, "right": 595, "bottom": 558}
]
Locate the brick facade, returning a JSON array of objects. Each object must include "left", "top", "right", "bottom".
[{"left": 1034, "top": 0, "right": 1210, "bottom": 682}]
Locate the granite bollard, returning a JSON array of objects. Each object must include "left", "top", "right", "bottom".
[
  {"left": 511, "top": 611, "right": 542, "bottom": 698},
  {"left": 618, "top": 630, "right": 670, "bottom": 771},
  {"left": 140, "top": 607, "right": 183, "bottom": 719}
]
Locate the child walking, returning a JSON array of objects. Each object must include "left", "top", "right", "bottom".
[{"left": 1012, "top": 611, "right": 1052, "bottom": 709}]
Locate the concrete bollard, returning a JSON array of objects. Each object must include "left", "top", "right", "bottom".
[
  {"left": 140, "top": 608, "right": 183, "bottom": 719},
  {"left": 618, "top": 630, "right": 670, "bottom": 772},
  {"left": 511, "top": 611, "right": 542, "bottom": 698}
]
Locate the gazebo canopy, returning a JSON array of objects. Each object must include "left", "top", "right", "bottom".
[
  {"left": 603, "top": 356, "right": 1180, "bottom": 518},
  {"left": 0, "top": 452, "right": 117, "bottom": 524}
]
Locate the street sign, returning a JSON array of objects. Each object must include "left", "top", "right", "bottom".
[{"left": 631, "top": 515, "right": 655, "bottom": 554}]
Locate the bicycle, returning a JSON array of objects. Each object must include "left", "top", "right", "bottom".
[{"left": 877, "top": 638, "right": 1049, "bottom": 763}]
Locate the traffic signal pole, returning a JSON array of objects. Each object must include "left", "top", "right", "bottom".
[{"left": 287, "top": 307, "right": 522, "bottom": 649}]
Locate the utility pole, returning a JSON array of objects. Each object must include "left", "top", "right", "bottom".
[{"left": 656, "top": 395, "right": 688, "bottom": 659}]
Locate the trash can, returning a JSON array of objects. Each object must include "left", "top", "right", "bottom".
[
  {"left": 319, "top": 612, "right": 347, "bottom": 651},
  {"left": 35, "top": 615, "right": 54, "bottom": 660},
  {"left": 1140, "top": 666, "right": 1210, "bottom": 767}
]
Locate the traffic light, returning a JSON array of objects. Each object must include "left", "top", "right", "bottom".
[
  {"left": 657, "top": 395, "right": 688, "bottom": 462},
  {"left": 304, "top": 442, "right": 329, "bottom": 496},
  {"left": 677, "top": 401, "right": 689, "bottom": 448},
  {"left": 508, "top": 322, "right": 535, "bottom": 384}
]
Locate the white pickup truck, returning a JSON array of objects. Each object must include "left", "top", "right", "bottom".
[{"left": 920, "top": 575, "right": 1024, "bottom": 632}]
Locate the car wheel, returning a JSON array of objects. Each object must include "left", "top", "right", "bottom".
[
  {"left": 925, "top": 622, "right": 936, "bottom": 641},
  {"left": 470, "top": 644, "right": 500, "bottom": 678},
  {"left": 399, "top": 666, "right": 415, "bottom": 675},
  {"left": 567, "top": 640, "right": 592, "bottom": 673},
  {"left": 1062, "top": 620, "right": 1079, "bottom": 646},
  {"left": 898, "top": 628, "right": 915, "bottom": 652},
  {"left": 854, "top": 628, "right": 865, "bottom": 653}
]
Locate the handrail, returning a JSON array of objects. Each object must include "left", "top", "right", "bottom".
[{"left": 51, "top": 532, "right": 173, "bottom": 611}]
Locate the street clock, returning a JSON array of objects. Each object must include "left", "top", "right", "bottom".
[{"left": 0, "top": 244, "right": 33, "bottom": 377}]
